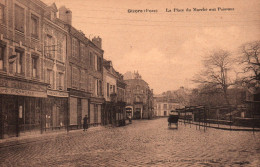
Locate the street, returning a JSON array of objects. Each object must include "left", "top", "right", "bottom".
[{"left": 0, "top": 118, "right": 260, "bottom": 167}]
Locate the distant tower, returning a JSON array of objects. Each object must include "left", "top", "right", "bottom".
[{"left": 59, "top": 6, "right": 72, "bottom": 25}]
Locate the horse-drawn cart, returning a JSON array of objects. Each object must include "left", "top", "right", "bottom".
[{"left": 168, "top": 111, "right": 179, "bottom": 128}]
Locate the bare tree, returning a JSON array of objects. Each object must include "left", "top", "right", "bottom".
[
  {"left": 193, "top": 49, "right": 234, "bottom": 105},
  {"left": 238, "top": 40, "right": 260, "bottom": 88}
]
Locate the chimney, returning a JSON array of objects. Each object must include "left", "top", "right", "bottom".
[
  {"left": 92, "top": 36, "right": 102, "bottom": 49},
  {"left": 59, "top": 6, "right": 72, "bottom": 25}
]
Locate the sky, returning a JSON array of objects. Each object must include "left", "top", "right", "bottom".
[{"left": 42, "top": 0, "right": 260, "bottom": 94}]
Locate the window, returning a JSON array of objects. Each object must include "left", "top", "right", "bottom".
[
  {"left": 99, "top": 80, "right": 102, "bottom": 96},
  {"left": 32, "top": 56, "right": 38, "bottom": 78},
  {"left": 94, "top": 54, "right": 98, "bottom": 70},
  {"left": 113, "top": 85, "right": 115, "bottom": 93},
  {"left": 163, "top": 104, "right": 167, "bottom": 110},
  {"left": 127, "top": 98, "right": 131, "bottom": 104},
  {"left": 31, "top": 15, "right": 39, "bottom": 38},
  {"left": 9, "top": 49, "right": 24, "bottom": 74},
  {"left": 44, "top": 35, "right": 55, "bottom": 58},
  {"left": 47, "top": 69, "right": 53, "bottom": 88},
  {"left": 15, "top": 5, "right": 25, "bottom": 33},
  {"left": 0, "top": 4, "right": 4, "bottom": 24},
  {"left": 57, "top": 40, "right": 63, "bottom": 61},
  {"left": 136, "top": 96, "right": 141, "bottom": 102},
  {"left": 136, "top": 85, "right": 140, "bottom": 90},
  {"left": 57, "top": 72, "right": 64, "bottom": 90},
  {"left": 107, "top": 83, "right": 110, "bottom": 97},
  {"left": 80, "top": 43, "right": 84, "bottom": 58},
  {"left": 0, "top": 46, "right": 5, "bottom": 70},
  {"left": 97, "top": 56, "right": 102, "bottom": 72},
  {"left": 72, "top": 38, "right": 78, "bottom": 58}
]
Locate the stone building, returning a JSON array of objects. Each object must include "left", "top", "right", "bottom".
[
  {"left": 103, "top": 59, "right": 126, "bottom": 126},
  {"left": 124, "top": 71, "right": 153, "bottom": 119},
  {"left": 153, "top": 95, "right": 183, "bottom": 117},
  {"left": 0, "top": 0, "right": 49, "bottom": 139},
  {"left": 59, "top": 6, "right": 104, "bottom": 129},
  {"left": 43, "top": 3, "right": 68, "bottom": 132}
]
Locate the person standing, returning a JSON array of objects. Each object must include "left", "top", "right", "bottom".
[{"left": 83, "top": 115, "right": 88, "bottom": 131}]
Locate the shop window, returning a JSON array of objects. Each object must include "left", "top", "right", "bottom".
[
  {"left": 0, "top": 45, "right": 5, "bottom": 70},
  {"left": 0, "top": 4, "right": 5, "bottom": 24},
  {"left": 94, "top": 104, "right": 98, "bottom": 123},
  {"left": 32, "top": 56, "right": 38, "bottom": 78},
  {"left": 15, "top": 4, "right": 25, "bottom": 33},
  {"left": 31, "top": 14, "right": 39, "bottom": 38}
]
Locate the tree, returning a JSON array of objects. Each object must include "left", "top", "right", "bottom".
[
  {"left": 238, "top": 40, "right": 260, "bottom": 88},
  {"left": 193, "top": 49, "right": 234, "bottom": 105}
]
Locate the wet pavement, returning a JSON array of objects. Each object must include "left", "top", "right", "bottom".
[{"left": 0, "top": 118, "right": 259, "bottom": 167}]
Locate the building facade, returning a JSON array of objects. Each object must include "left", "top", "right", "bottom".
[
  {"left": 124, "top": 71, "right": 153, "bottom": 119},
  {"left": 153, "top": 95, "right": 183, "bottom": 117},
  {"left": 59, "top": 6, "right": 104, "bottom": 129},
  {"left": 0, "top": 0, "right": 49, "bottom": 139},
  {"left": 103, "top": 60, "right": 126, "bottom": 126},
  {"left": 43, "top": 3, "right": 68, "bottom": 132}
]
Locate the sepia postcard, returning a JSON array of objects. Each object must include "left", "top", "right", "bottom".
[{"left": 0, "top": 0, "right": 259, "bottom": 166}]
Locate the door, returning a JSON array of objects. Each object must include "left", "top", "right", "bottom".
[{"left": 3, "top": 96, "right": 18, "bottom": 138}]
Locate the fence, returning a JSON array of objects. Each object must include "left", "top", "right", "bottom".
[{"left": 176, "top": 102, "right": 260, "bottom": 132}]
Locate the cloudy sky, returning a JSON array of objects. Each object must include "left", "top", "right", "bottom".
[{"left": 42, "top": 0, "right": 260, "bottom": 94}]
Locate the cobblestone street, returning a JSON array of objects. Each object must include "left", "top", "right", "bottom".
[{"left": 0, "top": 118, "right": 260, "bottom": 167}]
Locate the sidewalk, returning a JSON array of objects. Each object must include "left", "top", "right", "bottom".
[
  {"left": 0, "top": 126, "right": 106, "bottom": 148},
  {"left": 179, "top": 120, "right": 260, "bottom": 132}
]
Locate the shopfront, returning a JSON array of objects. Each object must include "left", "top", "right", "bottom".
[
  {"left": 89, "top": 97, "right": 104, "bottom": 126},
  {"left": 43, "top": 90, "right": 69, "bottom": 132},
  {"left": 0, "top": 77, "right": 47, "bottom": 139},
  {"left": 68, "top": 89, "right": 90, "bottom": 130}
]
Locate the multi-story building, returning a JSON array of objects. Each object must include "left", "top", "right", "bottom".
[
  {"left": 59, "top": 6, "right": 104, "bottom": 129},
  {"left": 0, "top": 0, "right": 49, "bottom": 139},
  {"left": 43, "top": 3, "right": 68, "bottom": 131},
  {"left": 124, "top": 71, "right": 153, "bottom": 119},
  {"left": 87, "top": 36, "right": 104, "bottom": 126},
  {"left": 153, "top": 95, "right": 183, "bottom": 117},
  {"left": 103, "top": 59, "right": 126, "bottom": 125}
]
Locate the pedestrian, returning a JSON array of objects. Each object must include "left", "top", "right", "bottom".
[{"left": 83, "top": 115, "right": 88, "bottom": 131}]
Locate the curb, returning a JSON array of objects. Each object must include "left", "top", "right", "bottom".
[
  {"left": 179, "top": 120, "right": 260, "bottom": 132},
  {"left": 0, "top": 126, "right": 105, "bottom": 148}
]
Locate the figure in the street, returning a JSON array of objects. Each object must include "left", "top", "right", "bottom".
[
  {"left": 128, "top": 114, "right": 132, "bottom": 123},
  {"left": 83, "top": 115, "right": 88, "bottom": 131}
]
